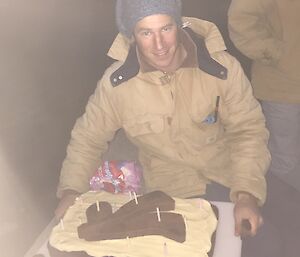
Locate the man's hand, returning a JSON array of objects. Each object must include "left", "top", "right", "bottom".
[
  {"left": 54, "top": 190, "right": 80, "bottom": 220},
  {"left": 233, "top": 192, "right": 263, "bottom": 237}
]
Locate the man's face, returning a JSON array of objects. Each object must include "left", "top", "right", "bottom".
[{"left": 133, "top": 14, "right": 179, "bottom": 71}]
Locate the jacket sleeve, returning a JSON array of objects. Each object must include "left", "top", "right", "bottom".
[
  {"left": 57, "top": 71, "right": 122, "bottom": 197},
  {"left": 228, "top": 0, "right": 283, "bottom": 64},
  {"left": 219, "top": 53, "right": 271, "bottom": 205}
]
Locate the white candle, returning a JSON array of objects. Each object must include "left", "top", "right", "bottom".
[
  {"left": 198, "top": 199, "right": 203, "bottom": 209},
  {"left": 164, "top": 242, "right": 168, "bottom": 256},
  {"left": 96, "top": 201, "right": 100, "bottom": 212},
  {"left": 126, "top": 236, "right": 131, "bottom": 248},
  {"left": 184, "top": 215, "right": 188, "bottom": 230},
  {"left": 60, "top": 219, "right": 64, "bottom": 230},
  {"left": 156, "top": 207, "right": 161, "bottom": 222},
  {"left": 133, "top": 192, "right": 138, "bottom": 205}
]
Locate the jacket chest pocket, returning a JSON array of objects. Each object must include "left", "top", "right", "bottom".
[
  {"left": 189, "top": 108, "right": 224, "bottom": 145},
  {"left": 123, "top": 114, "right": 165, "bottom": 138},
  {"left": 197, "top": 121, "right": 222, "bottom": 144}
]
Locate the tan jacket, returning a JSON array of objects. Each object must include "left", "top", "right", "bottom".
[
  {"left": 228, "top": 0, "right": 300, "bottom": 103},
  {"left": 58, "top": 17, "right": 270, "bottom": 205}
]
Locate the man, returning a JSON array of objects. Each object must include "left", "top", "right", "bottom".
[
  {"left": 228, "top": 0, "right": 300, "bottom": 191},
  {"left": 56, "top": 0, "right": 270, "bottom": 241},
  {"left": 228, "top": 0, "right": 300, "bottom": 255}
]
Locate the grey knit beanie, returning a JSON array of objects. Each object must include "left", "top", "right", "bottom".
[{"left": 116, "top": 0, "right": 182, "bottom": 38}]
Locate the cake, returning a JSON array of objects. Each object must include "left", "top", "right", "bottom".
[{"left": 49, "top": 191, "right": 218, "bottom": 257}]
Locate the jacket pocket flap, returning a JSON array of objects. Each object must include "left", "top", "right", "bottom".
[{"left": 123, "top": 115, "right": 164, "bottom": 137}]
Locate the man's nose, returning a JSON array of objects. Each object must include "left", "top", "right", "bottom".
[{"left": 154, "top": 33, "right": 163, "bottom": 50}]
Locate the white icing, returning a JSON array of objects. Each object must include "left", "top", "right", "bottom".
[{"left": 49, "top": 191, "right": 217, "bottom": 257}]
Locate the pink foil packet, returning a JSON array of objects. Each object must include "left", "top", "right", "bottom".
[{"left": 89, "top": 160, "right": 143, "bottom": 194}]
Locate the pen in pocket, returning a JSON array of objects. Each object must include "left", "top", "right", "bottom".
[{"left": 214, "top": 96, "right": 220, "bottom": 122}]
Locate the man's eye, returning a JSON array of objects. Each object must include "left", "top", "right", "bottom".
[
  {"left": 141, "top": 31, "right": 151, "bottom": 36},
  {"left": 162, "top": 26, "right": 172, "bottom": 32}
]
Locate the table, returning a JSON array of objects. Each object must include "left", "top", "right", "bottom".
[{"left": 24, "top": 201, "right": 241, "bottom": 257}]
